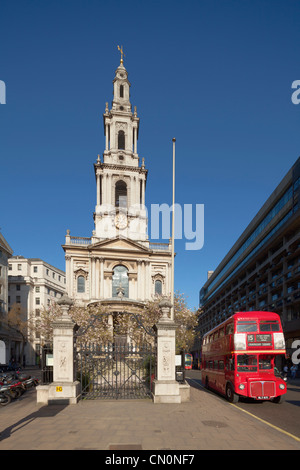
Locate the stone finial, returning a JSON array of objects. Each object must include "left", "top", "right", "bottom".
[
  {"left": 57, "top": 294, "right": 73, "bottom": 320},
  {"left": 159, "top": 299, "right": 172, "bottom": 309},
  {"left": 159, "top": 298, "right": 173, "bottom": 321},
  {"left": 57, "top": 293, "right": 73, "bottom": 307}
]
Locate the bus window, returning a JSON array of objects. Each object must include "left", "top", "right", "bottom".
[
  {"left": 237, "top": 354, "right": 257, "bottom": 372},
  {"left": 260, "top": 320, "right": 280, "bottom": 332},
  {"left": 225, "top": 355, "right": 235, "bottom": 371},
  {"left": 225, "top": 323, "right": 234, "bottom": 335},
  {"left": 219, "top": 360, "right": 224, "bottom": 370},
  {"left": 237, "top": 321, "right": 257, "bottom": 332},
  {"left": 259, "top": 355, "right": 273, "bottom": 370}
]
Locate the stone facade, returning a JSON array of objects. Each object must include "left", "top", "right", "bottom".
[
  {"left": 8, "top": 256, "right": 66, "bottom": 365},
  {"left": 63, "top": 59, "right": 172, "bottom": 320},
  {"left": 0, "top": 232, "right": 13, "bottom": 363}
]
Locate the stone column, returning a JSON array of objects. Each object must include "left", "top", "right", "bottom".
[
  {"left": 37, "top": 294, "right": 80, "bottom": 405},
  {"left": 105, "top": 122, "right": 109, "bottom": 151},
  {"left": 152, "top": 299, "right": 181, "bottom": 404},
  {"left": 134, "top": 126, "right": 137, "bottom": 154},
  {"left": 96, "top": 174, "right": 101, "bottom": 205}
]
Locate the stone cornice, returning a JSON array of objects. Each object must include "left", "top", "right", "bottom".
[{"left": 94, "top": 162, "right": 148, "bottom": 175}]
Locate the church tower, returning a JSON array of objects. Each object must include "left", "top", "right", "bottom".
[
  {"left": 94, "top": 54, "right": 148, "bottom": 243},
  {"left": 63, "top": 50, "right": 172, "bottom": 312}
]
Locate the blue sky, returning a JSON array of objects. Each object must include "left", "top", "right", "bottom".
[{"left": 1, "top": 0, "right": 300, "bottom": 310}]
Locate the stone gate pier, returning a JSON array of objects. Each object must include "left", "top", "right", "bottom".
[
  {"left": 36, "top": 294, "right": 80, "bottom": 405},
  {"left": 152, "top": 299, "right": 190, "bottom": 404}
]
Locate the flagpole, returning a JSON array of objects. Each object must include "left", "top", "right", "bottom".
[{"left": 171, "top": 138, "right": 176, "bottom": 321}]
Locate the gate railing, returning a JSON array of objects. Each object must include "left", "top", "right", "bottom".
[
  {"left": 40, "top": 343, "right": 53, "bottom": 384},
  {"left": 77, "top": 342, "right": 156, "bottom": 400}
]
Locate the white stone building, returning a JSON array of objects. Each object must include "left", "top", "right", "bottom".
[
  {"left": 0, "top": 232, "right": 13, "bottom": 363},
  {"left": 63, "top": 57, "right": 172, "bottom": 329},
  {"left": 8, "top": 256, "right": 66, "bottom": 365}
]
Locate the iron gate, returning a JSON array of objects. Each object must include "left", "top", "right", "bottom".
[{"left": 77, "top": 341, "right": 155, "bottom": 399}]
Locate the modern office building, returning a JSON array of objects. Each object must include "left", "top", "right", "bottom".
[{"left": 193, "top": 157, "right": 300, "bottom": 366}]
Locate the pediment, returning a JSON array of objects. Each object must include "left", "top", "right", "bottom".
[{"left": 90, "top": 237, "right": 150, "bottom": 253}]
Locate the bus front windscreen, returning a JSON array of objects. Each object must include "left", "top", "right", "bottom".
[{"left": 237, "top": 354, "right": 257, "bottom": 371}]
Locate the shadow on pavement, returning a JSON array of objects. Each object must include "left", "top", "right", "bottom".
[{"left": 0, "top": 404, "right": 68, "bottom": 442}]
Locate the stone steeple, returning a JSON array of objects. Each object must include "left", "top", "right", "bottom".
[{"left": 93, "top": 55, "right": 148, "bottom": 242}]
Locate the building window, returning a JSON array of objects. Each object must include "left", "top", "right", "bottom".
[
  {"left": 77, "top": 276, "right": 85, "bottom": 293},
  {"left": 16, "top": 284, "right": 20, "bottom": 291},
  {"left": 115, "top": 180, "right": 127, "bottom": 208},
  {"left": 120, "top": 85, "right": 124, "bottom": 98},
  {"left": 16, "top": 296, "right": 21, "bottom": 303},
  {"left": 118, "top": 130, "right": 125, "bottom": 150},
  {"left": 36, "top": 286, "right": 40, "bottom": 293},
  {"left": 36, "top": 298, "right": 40, "bottom": 305},
  {"left": 155, "top": 280, "right": 162, "bottom": 296},
  {"left": 18, "top": 264, "right": 22, "bottom": 271},
  {"left": 33, "top": 266, "right": 38, "bottom": 273},
  {"left": 112, "top": 265, "right": 129, "bottom": 298}
]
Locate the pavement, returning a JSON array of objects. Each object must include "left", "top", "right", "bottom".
[{"left": 0, "top": 369, "right": 300, "bottom": 452}]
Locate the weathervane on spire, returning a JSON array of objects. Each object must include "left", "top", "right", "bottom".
[{"left": 117, "top": 45, "right": 125, "bottom": 64}]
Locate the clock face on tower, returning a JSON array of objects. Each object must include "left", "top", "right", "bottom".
[{"left": 114, "top": 212, "right": 128, "bottom": 230}]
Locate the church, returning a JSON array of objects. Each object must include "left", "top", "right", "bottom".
[{"left": 62, "top": 51, "right": 173, "bottom": 322}]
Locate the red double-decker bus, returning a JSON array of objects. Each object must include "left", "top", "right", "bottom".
[
  {"left": 201, "top": 311, "right": 287, "bottom": 403},
  {"left": 185, "top": 353, "right": 193, "bottom": 370}
]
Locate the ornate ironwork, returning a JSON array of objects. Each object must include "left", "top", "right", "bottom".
[
  {"left": 74, "top": 311, "right": 156, "bottom": 338},
  {"left": 77, "top": 341, "right": 155, "bottom": 400}
]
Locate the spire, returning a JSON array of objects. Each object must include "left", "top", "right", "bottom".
[{"left": 112, "top": 51, "right": 131, "bottom": 113}]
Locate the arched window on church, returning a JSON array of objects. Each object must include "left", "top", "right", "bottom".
[
  {"left": 120, "top": 85, "right": 124, "bottom": 98},
  {"left": 155, "top": 279, "right": 162, "bottom": 296},
  {"left": 115, "top": 180, "right": 127, "bottom": 208},
  {"left": 112, "top": 265, "right": 129, "bottom": 298},
  {"left": 77, "top": 275, "right": 85, "bottom": 293},
  {"left": 118, "top": 130, "right": 125, "bottom": 150}
]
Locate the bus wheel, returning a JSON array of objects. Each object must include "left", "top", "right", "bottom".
[
  {"left": 271, "top": 395, "right": 284, "bottom": 404},
  {"left": 226, "top": 384, "right": 238, "bottom": 403}
]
